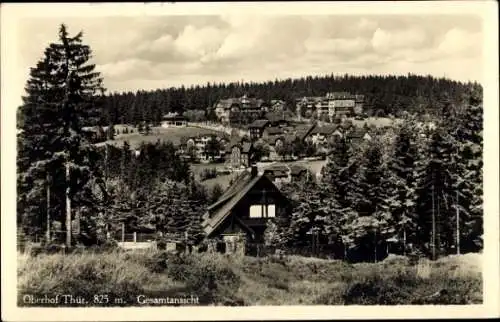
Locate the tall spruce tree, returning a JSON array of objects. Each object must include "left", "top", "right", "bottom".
[
  {"left": 321, "top": 137, "right": 359, "bottom": 248},
  {"left": 388, "top": 116, "right": 420, "bottom": 253},
  {"left": 347, "top": 141, "right": 395, "bottom": 261},
  {"left": 17, "top": 24, "right": 106, "bottom": 245},
  {"left": 446, "top": 89, "right": 483, "bottom": 253},
  {"left": 415, "top": 125, "right": 455, "bottom": 259}
]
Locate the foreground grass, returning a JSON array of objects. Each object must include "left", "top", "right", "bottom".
[{"left": 18, "top": 250, "right": 482, "bottom": 306}]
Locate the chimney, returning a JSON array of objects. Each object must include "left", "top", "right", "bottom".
[{"left": 250, "top": 163, "right": 258, "bottom": 177}]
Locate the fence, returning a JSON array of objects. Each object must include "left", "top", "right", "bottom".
[
  {"left": 244, "top": 243, "right": 346, "bottom": 259},
  {"left": 111, "top": 232, "right": 158, "bottom": 243},
  {"left": 189, "top": 122, "right": 249, "bottom": 137}
]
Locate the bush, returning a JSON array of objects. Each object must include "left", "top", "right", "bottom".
[
  {"left": 157, "top": 240, "right": 166, "bottom": 250},
  {"left": 164, "top": 253, "right": 242, "bottom": 304},
  {"left": 343, "top": 276, "right": 414, "bottom": 305},
  {"left": 145, "top": 251, "right": 170, "bottom": 273},
  {"left": 87, "top": 239, "right": 119, "bottom": 253},
  {"left": 313, "top": 282, "right": 347, "bottom": 305}
]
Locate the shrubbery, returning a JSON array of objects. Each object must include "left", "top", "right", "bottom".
[
  {"left": 18, "top": 251, "right": 151, "bottom": 306},
  {"left": 18, "top": 250, "right": 482, "bottom": 306},
  {"left": 199, "top": 168, "right": 218, "bottom": 181}
]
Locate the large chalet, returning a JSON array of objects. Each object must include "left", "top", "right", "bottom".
[
  {"left": 202, "top": 165, "right": 291, "bottom": 244},
  {"left": 296, "top": 92, "right": 365, "bottom": 121},
  {"left": 214, "top": 95, "right": 269, "bottom": 124}
]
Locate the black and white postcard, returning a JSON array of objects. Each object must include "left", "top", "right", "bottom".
[{"left": 1, "top": 1, "right": 499, "bottom": 321}]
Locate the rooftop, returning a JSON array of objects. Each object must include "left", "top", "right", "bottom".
[
  {"left": 311, "top": 125, "right": 338, "bottom": 135},
  {"left": 248, "top": 119, "right": 271, "bottom": 129},
  {"left": 203, "top": 170, "right": 282, "bottom": 237},
  {"left": 347, "top": 128, "right": 367, "bottom": 139},
  {"left": 265, "top": 127, "right": 285, "bottom": 136}
]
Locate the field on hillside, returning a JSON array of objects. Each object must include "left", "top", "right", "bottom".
[
  {"left": 95, "top": 126, "right": 222, "bottom": 149},
  {"left": 349, "top": 116, "right": 400, "bottom": 128},
  {"left": 18, "top": 250, "right": 482, "bottom": 307},
  {"left": 200, "top": 173, "right": 240, "bottom": 191}
]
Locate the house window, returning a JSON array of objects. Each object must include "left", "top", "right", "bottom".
[{"left": 249, "top": 204, "right": 276, "bottom": 218}]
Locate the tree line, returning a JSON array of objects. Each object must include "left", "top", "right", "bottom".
[
  {"left": 267, "top": 91, "right": 483, "bottom": 261},
  {"left": 96, "top": 74, "right": 478, "bottom": 126}
]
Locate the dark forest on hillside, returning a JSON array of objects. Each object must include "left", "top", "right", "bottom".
[{"left": 97, "top": 74, "right": 481, "bottom": 126}]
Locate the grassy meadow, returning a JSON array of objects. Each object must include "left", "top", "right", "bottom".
[
  {"left": 95, "top": 126, "right": 222, "bottom": 149},
  {"left": 18, "top": 250, "right": 482, "bottom": 307}
]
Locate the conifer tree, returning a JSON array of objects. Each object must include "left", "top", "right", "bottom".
[
  {"left": 446, "top": 89, "right": 483, "bottom": 253},
  {"left": 388, "top": 116, "right": 420, "bottom": 252},
  {"left": 415, "top": 125, "right": 454, "bottom": 259},
  {"left": 347, "top": 141, "right": 395, "bottom": 261},
  {"left": 321, "top": 137, "right": 359, "bottom": 249},
  {"left": 17, "top": 24, "right": 106, "bottom": 245}
]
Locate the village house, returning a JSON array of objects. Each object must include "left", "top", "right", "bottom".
[
  {"left": 270, "top": 99, "right": 286, "bottom": 111},
  {"left": 214, "top": 95, "right": 269, "bottom": 124},
  {"left": 295, "top": 96, "right": 324, "bottom": 121},
  {"left": 215, "top": 98, "right": 240, "bottom": 124},
  {"left": 306, "top": 125, "right": 339, "bottom": 146},
  {"left": 346, "top": 127, "right": 372, "bottom": 145},
  {"left": 261, "top": 134, "right": 288, "bottom": 161},
  {"left": 326, "top": 92, "right": 356, "bottom": 118},
  {"left": 354, "top": 94, "right": 365, "bottom": 115},
  {"left": 202, "top": 165, "right": 291, "bottom": 249},
  {"left": 294, "top": 123, "right": 317, "bottom": 142},
  {"left": 183, "top": 134, "right": 227, "bottom": 163},
  {"left": 263, "top": 126, "right": 286, "bottom": 139},
  {"left": 265, "top": 111, "right": 293, "bottom": 128},
  {"left": 262, "top": 164, "right": 292, "bottom": 185},
  {"left": 226, "top": 139, "right": 254, "bottom": 169},
  {"left": 161, "top": 112, "right": 188, "bottom": 128},
  {"left": 296, "top": 92, "right": 365, "bottom": 121},
  {"left": 261, "top": 135, "right": 284, "bottom": 161},
  {"left": 248, "top": 119, "right": 271, "bottom": 140},
  {"left": 315, "top": 98, "right": 330, "bottom": 119}
]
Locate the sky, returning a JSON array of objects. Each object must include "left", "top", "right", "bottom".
[{"left": 14, "top": 13, "right": 483, "bottom": 104}]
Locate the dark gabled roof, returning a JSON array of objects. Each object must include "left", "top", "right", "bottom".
[
  {"left": 289, "top": 164, "right": 307, "bottom": 176},
  {"left": 207, "top": 171, "right": 253, "bottom": 211},
  {"left": 264, "top": 170, "right": 288, "bottom": 178},
  {"left": 347, "top": 128, "right": 367, "bottom": 139},
  {"left": 265, "top": 164, "right": 290, "bottom": 172},
  {"left": 162, "top": 115, "right": 187, "bottom": 121},
  {"left": 248, "top": 119, "right": 270, "bottom": 129},
  {"left": 203, "top": 172, "right": 281, "bottom": 237},
  {"left": 326, "top": 92, "right": 354, "bottom": 99},
  {"left": 216, "top": 98, "right": 240, "bottom": 109},
  {"left": 262, "top": 135, "right": 284, "bottom": 146},
  {"left": 265, "top": 127, "right": 285, "bottom": 136},
  {"left": 311, "top": 125, "right": 338, "bottom": 135},
  {"left": 263, "top": 164, "right": 291, "bottom": 178},
  {"left": 295, "top": 123, "right": 317, "bottom": 140},
  {"left": 265, "top": 111, "right": 295, "bottom": 122}
]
